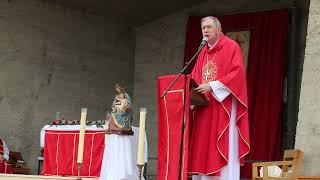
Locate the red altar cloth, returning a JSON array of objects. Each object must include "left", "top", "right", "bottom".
[{"left": 41, "top": 130, "right": 105, "bottom": 177}]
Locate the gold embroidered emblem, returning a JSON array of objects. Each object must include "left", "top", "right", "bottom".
[{"left": 202, "top": 61, "right": 217, "bottom": 83}]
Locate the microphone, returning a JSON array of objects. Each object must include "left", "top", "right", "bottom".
[
  {"left": 198, "top": 36, "right": 208, "bottom": 51},
  {"left": 185, "top": 36, "right": 209, "bottom": 65}
]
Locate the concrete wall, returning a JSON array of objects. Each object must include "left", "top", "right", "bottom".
[
  {"left": 133, "top": 0, "right": 309, "bottom": 179},
  {"left": 0, "top": 0, "right": 135, "bottom": 174},
  {"left": 296, "top": 0, "right": 320, "bottom": 176}
]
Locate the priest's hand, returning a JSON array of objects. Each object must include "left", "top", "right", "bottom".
[
  {"left": 194, "top": 83, "right": 212, "bottom": 94},
  {"left": 0, "top": 154, "right": 4, "bottom": 162}
]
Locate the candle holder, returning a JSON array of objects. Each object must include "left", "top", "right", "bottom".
[
  {"left": 77, "top": 163, "right": 82, "bottom": 180},
  {"left": 137, "top": 164, "right": 145, "bottom": 180}
]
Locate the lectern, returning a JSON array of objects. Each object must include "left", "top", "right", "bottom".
[{"left": 157, "top": 74, "right": 208, "bottom": 180}]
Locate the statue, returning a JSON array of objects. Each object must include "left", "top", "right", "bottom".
[{"left": 106, "top": 84, "right": 134, "bottom": 135}]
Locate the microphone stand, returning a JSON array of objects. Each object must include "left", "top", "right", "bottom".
[{"left": 161, "top": 41, "right": 207, "bottom": 180}]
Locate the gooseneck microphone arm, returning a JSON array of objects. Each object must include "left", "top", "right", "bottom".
[{"left": 160, "top": 37, "right": 208, "bottom": 98}]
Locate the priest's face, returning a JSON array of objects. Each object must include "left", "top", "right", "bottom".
[{"left": 201, "top": 18, "right": 221, "bottom": 45}]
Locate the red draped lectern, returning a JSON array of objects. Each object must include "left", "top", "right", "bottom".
[{"left": 157, "top": 75, "right": 207, "bottom": 180}]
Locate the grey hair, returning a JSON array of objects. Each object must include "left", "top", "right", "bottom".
[{"left": 201, "top": 16, "right": 221, "bottom": 31}]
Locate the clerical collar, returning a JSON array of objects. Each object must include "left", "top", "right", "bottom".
[{"left": 208, "top": 36, "right": 221, "bottom": 50}]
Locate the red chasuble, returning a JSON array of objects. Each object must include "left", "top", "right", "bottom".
[{"left": 188, "top": 33, "right": 250, "bottom": 175}]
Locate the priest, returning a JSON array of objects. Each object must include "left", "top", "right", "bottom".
[{"left": 188, "top": 16, "right": 250, "bottom": 180}]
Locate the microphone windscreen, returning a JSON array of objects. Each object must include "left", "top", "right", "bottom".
[
  {"left": 202, "top": 36, "right": 208, "bottom": 42},
  {"left": 201, "top": 36, "right": 209, "bottom": 45}
]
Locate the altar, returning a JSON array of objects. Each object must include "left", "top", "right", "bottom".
[{"left": 40, "top": 125, "right": 147, "bottom": 178}]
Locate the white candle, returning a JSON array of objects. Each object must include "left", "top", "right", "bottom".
[
  {"left": 77, "top": 108, "right": 87, "bottom": 164},
  {"left": 137, "top": 108, "right": 146, "bottom": 165}
]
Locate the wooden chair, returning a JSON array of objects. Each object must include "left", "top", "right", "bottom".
[
  {"left": 9, "top": 151, "right": 30, "bottom": 175},
  {"left": 252, "top": 149, "right": 304, "bottom": 180}
]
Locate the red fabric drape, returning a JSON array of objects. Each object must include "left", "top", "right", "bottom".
[
  {"left": 0, "top": 161, "right": 12, "bottom": 174},
  {"left": 158, "top": 75, "right": 191, "bottom": 180},
  {"left": 41, "top": 130, "right": 105, "bottom": 177},
  {"left": 184, "top": 9, "right": 288, "bottom": 178}
]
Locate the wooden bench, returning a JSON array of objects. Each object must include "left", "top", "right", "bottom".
[
  {"left": 298, "top": 176, "right": 320, "bottom": 180},
  {"left": 252, "top": 149, "right": 304, "bottom": 180}
]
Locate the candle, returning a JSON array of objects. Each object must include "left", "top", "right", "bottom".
[
  {"left": 137, "top": 108, "right": 146, "bottom": 165},
  {"left": 77, "top": 108, "right": 87, "bottom": 164}
]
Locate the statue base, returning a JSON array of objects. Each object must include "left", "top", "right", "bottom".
[{"left": 105, "top": 129, "right": 134, "bottom": 136}]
